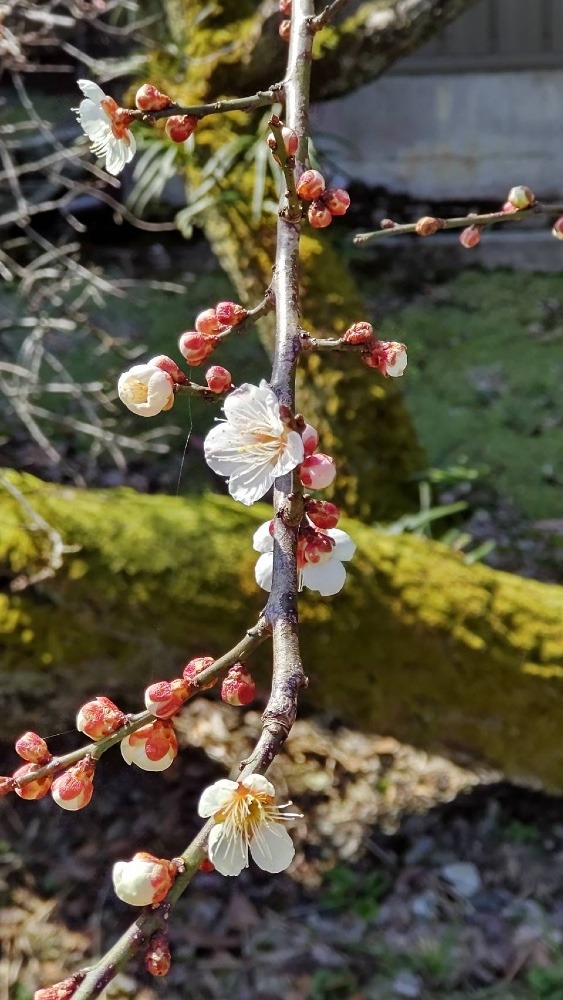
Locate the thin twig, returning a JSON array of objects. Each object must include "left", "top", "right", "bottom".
[
  {"left": 310, "top": 0, "right": 353, "bottom": 30},
  {"left": 128, "top": 86, "right": 285, "bottom": 124},
  {"left": 354, "top": 202, "right": 563, "bottom": 244}
]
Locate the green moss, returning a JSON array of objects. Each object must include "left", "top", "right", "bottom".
[
  {"left": 381, "top": 270, "right": 563, "bottom": 519},
  {"left": 3, "top": 472, "right": 563, "bottom": 790}
]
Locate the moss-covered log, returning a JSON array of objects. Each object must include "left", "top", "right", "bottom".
[{"left": 2, "top": 472, "right": 563, "bottom": 791}]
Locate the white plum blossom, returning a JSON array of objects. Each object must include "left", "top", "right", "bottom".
[
  {"left": 75, "top": 79, "right": 136, "bottom": 176},
  {"left": 253, "top": 521, "right": 356, "bottom": 597},
  {"left": 118, "top": 363, "right": 174, "bottom": 417},
  {"left": 204, "top": 381, "right": 304, "bottom": 505},
  {"left": 198, "top": 774, "right": 300, "bottom": 877},
  {"left": 382, "top": 342, "right": 408, "bottom": 377}
]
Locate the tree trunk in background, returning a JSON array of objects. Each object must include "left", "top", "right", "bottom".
[{"left": 2, "top": 473, "right": 563, "bottom": 791}]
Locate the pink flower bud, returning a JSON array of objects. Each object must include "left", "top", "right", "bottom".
[
  {"left": 215, "top": 301, "right": 247, "bottom": 326},
  {"left": 178, "top": 331, "right": 217, "bottom": 366},
  {"left": 459, "top": 225, "right": 481, "bottom": 249},
  {"left": 144, "top": 678, "right": 189, "bottom": 719},
  {"left": 195, "top": 308, "right": 225, "bottom": 335},
  {"left": 279, "top": 0, "right": 291, "bottom": 13},
  {"left": 380, "top": 218, "right": 397, "bottom": 230},
  {"left": 135, "top": 84, "right": 172, "bottom": 112},
  {"left": 34, "top": 973, "right": 86, "bottom": 1000},
  {"left": 296, "top": 169, "right": 325, "bottom": 200},
  {"left": 205, "top": 365, "right": 232, "bottom": 393},
  {"left": 342, "top": 322, "right": 374, "bottom": 345},
  {"left": 323, "top": 188, "right": 350, "bottom": 216},
  {"left": 301, "top": 529, "right": 335, "bottom": 565},
  {"left": 221, "top": 664, "right": 256, "bottom": 706},
  {"left": 268, "top": 126, "right": 298, "bottom": 156},
  {"left": 502, "top": 201, "right": 518, "bottom": 213},
  {"left": 148, "top": 355, "right": 187, "bottom": 384},
  {"left": 165, "top": 114, "right": 198, "bottom": 143},
  {"left": 51, "top": 760, "right": 95, "bottom": 811},
  {"left": 306, "top": 498, "right": 340, "bottom": 530},
  {"left": 112, "top": 851, "right": 176, "bottom": 906},
  {"left": 415, "top": 216, "right": 443, "bottom": 237},
  {"left": 301, "top": 422, "right": 319, "bottom": 455},
  {"left": 15, "top": 731, "right": 51, "bottom": 765},
  {"left": 507, "top": 185, "right": 535, "bottom": 209},
  {"left": 364, "top": 340, "right": 408, "bottom": 377},
  {"left": 300, "top": 453, "right": 336, "bottom": 491},
  {"left": 552, "top": 217, "right": 563, "bottom": 240},
  {"left": 182, "top": 655, "right": 217, "bottom": 690},
  {"left": 308, "top": 201, "right": 332, "bottom": 228},
  {"left": 279, "top": 19, "right": 291, "bottom": 41},
  {"left": 121, "top": 720, "right": 178, "bottom": 771},
  {"left": 145, "top": 931, "right": 171, "bottom": 977},
  {"left": 76, "top": 696, "right": 126, "bottom": 740},
  {"left": 14, "top": 763, "right": 52, "bottom": 801}
]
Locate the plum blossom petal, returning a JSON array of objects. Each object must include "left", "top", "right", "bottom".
[
  {"left": 302, "top": 558, "right": 347, "bottom": 596},
  {"left": 204, "top": 381, "right": 304, "bottom": 505},
  {"left": 118, "top": 363, "right": 174, "bottom": 417},
  {"left": 75, "top": 79, "right": 136, "bottom": 176},
  {"left": 252, "top": 522, "right": 355, "bottom": 596},
  {"left": 198, "top": 776, "right": 299, "bottom": 878}
]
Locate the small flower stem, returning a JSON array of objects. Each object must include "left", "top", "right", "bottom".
[
  {"left": 128, "top": 86, "right": 284, "bottom": 123},
  {"left": 268, "top": 117, "right": 302, "bottom": 222},
  {"left": 310, "top": 0, "right": 353, "bottom": 30},
  {"left": 299, "top": 331, "right": 366, "bottom": 353},
  {"left": 354, "top": 202, "right": 563, "bottom": 245},
  {"left": 11, "top": 620, "right": 270, "bottom": 792}
]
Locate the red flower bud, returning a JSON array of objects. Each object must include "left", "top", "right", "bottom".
[
  {"left": 380, "top": 218, "right": 397, "bottom": 230},
  {"left": 342, "top": 321, "right": 374, "bottom": 345},
  {"left": 199, "top": 857, "right": 215, "bottom": 872},
  {"left": 14, "top": 763, "right": 52, "bottom": 800},
  {"left": 415, "top": 216, "right": 443, "bottom": 237},
  {"left": 296, "top": 169, "right": 325, "bottom": 200},
  {"left": 215, "top": 301, "right": 247, "bottom": 326},
  {"left": 182, "top": 655, "right": 217, "bottom": 690},
  {"left": 51, "top": 759, "right": 95, "bottom": 811},
  {"left": 0, "top": 776, "right": 15, "bottom": 797},
  {"left": 459, "top": 224, "right": 482, "bottom": 249},
  {"left": 279, "top": 19, "right": 291, "bottom": 41},
  {"left": 34, "top": 973, "right": 86, "bottom": 1000},
  {"left": 300, "top": 453, "right": 336, "bottom": 491},
  {"left": 323, "top": 188, "right": 350, "bottom": 216},
  {"left": 165, "top": 115, "right": 198, "bottom": 143},
  {"left": 205, "top": 365, "right": 232, "bottom": 393},
  {"left": 178, "top": 331, "right": 217, "bottom": 366},
  {"left": 76, "top": 696, "right": 126, "bottom": 740},
  {"left": 15, "top": 731, "right": 51, "bottom": 765},
  {"left": 148, "top": 355, "right": 187, "bottom": 384},
  {"left": 221, "top": 664, "right": 256, "bottom": 706},
  {"left": 279, "top": 0, "right": 292, "bottom": 12},
  {"left": 552, "top": 216, "right": 563, "bottom": 240},
  {"left": 144, "top": 678, "right": 189, "bottom": 719},
  {"left": 135, "top": 84, "right": 172, "bottom": 112},
  {"left": 308, "top": 201, "right": 332, "bottom": 229}
]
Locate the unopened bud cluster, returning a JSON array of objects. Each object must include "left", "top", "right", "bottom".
[
  {"left": 296, "top": 169, "right": 351, "bottom": 229},
  {"left": 342, "top": 322, "right": 407, "bottom": 377}
]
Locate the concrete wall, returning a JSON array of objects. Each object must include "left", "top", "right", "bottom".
[{"left": 313, "top": 71, "right": 563, "bottom": 201}]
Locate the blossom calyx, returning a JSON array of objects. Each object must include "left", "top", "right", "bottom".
[
  {"left": 305, "top": 498, "right": 340, "bottom": 529},
  {"left": 51, "top": 759, "right": 95, "bottom": 811},
  {"left": 14, "top": 764, "right": 53, "bottom": 800},
  {"left": 144, "top": 678, "right": 189, "bottom": 719},
  {"left": 221, "top": 664, "right": 256, "bottom": 706},
  {"left": 121, "top": 720, "right": 178, "bottom": 771},
  {"left": 0, "top": 776, "right": 15, "bottom": 797},
  {"left": 135, "top": 84, "right": 172, "bottom": 111},
  {"left": 148, "top": 355, "right": 187, "bottom": 384},
  {"left": 113, "top": 851, "right": 177, "bottom": 906},
  {"left": 118, "top": 363, "right": 174, "bottom": 417},
  {"left": 301, "top": 422, "right": 319, "bottom": 456},
  {"left": 76, "top": 696, "right": 126, "bottom": 740},
  {"left": 15, "top": 731, "right": 51, "bottom": 765},
  {"left": 300, "top": 453, "right": 336, "bottom": 491},
  {"left": 165, "top": 115, "right": 198, "bottom": 143},
  {"left": 182, "top": 655, "right": 217, "bottom": 690},
  {"left": 178, "top": 331, "right": 217, "bottom": 366}
]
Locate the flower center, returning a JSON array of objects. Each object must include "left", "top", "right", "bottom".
[{"left": 124, "top": 379, "right": 149, "bottom": 405}]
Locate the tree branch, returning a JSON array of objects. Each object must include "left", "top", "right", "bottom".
[{"left": 354, "top": 202, "right": 563, "bottom": 244}]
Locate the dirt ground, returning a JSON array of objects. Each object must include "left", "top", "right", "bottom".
[{"left": 2, "top": 699, "right": 563, "bottom": 1000}]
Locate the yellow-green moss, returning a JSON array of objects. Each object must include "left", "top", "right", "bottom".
[{"left": 2, "top": 472, "right": 563, "bottom": 790}]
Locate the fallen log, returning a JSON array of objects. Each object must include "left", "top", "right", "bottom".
[{"left": 1, "top": 471, "right": 562, "bottom": 790}]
